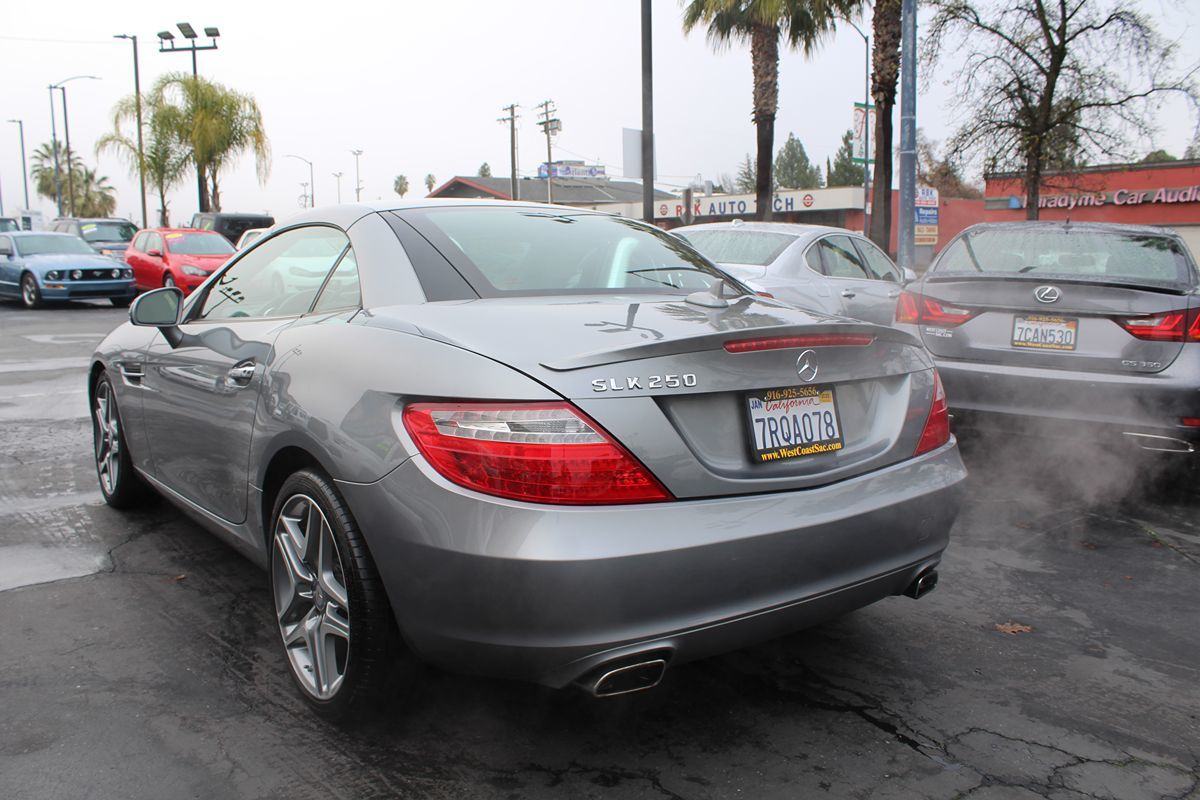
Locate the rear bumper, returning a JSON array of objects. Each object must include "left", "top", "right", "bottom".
[
  {"left": 337, "top": 443, "right": 965, "bottom": 688},
  {"left": 934, "top": 354, "right": 1200, "bottom": 449}
]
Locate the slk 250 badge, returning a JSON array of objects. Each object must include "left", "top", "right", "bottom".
[{"left": 592, "top": 373, "right": 698, "bottom": 392}]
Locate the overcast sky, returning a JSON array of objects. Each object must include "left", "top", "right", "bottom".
[{"left": 2, "top": 0, "right": 1196, "bottom": 225}]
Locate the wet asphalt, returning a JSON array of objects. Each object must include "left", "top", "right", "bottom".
[{"left": 0, "top": 300, "right": 1197, "bottom": 800}]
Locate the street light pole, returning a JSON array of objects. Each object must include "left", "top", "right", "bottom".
[
  {"left": 332, "top": 172, "right": 343, "bottom": 204},
  {"left": 8, "top": 119, "right": 30, "bottom": 210},
  {"left": 286, "top": 154, "right": 314, "bottom": 207},
  {"left": 844, "top": 20, "right": 871, "bottom": 235},
  {"left": 50, "top": 75, "right": 100, "bottom": 217},
  {"left": 351, "top": 150, "right": 363, "bottom": 201},
  {"left": 898, "top": 0, "right": 917, "bottom": 272},
  {"left": 48, "top": 86, "right": 61, "bottom": 216},
  {"left": 641, "top": 0, "right": 655, "bottom": 223},
  {"left": 158, "top": 24, "right": 220, "bottom": 212},
  {"left": 115, "top": 34, "right": 148, "bottom": 228}
]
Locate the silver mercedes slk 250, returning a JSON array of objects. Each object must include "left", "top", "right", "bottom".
[{"left": 89, "top": 200, "right": 965, "bottom": 718}]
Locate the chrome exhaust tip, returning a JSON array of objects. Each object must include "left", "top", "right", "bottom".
[
  {"left": 904, "top": 569, "right": 939, "bottom": 600},
  {"left": 577, "top": 658, "right": 668, "bottom": 697},
  {"left": 1122, "top": 432, "right": 1195, "bottom": 454}
]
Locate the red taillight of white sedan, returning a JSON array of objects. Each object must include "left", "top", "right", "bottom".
[{"left": 402, "top": 402, "right": 672, "bottom": 505}]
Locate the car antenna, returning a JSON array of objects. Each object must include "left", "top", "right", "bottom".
[{"left": 686, "top": 279, "right": 731, "bottom": 309}]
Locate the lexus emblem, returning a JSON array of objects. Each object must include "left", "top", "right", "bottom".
[
  {"left": 1034, "top": 285, "right": 1061, "bottom": 304},
  {"left": 796, "top": 349, "right": 819, "bottom": 383}
]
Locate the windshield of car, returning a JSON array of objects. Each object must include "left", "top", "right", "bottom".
[
  {"left": 400, "top": 207, "right": 739, "bottom": 297},
  {"left": 80, "top": 221, "right": 137, "bottom": 243},
  {"left": 675, "top": 229, "right": 797, "bottom": 266},
  {"left": 166, "top": 232, "right": 236, "bottom": 255},
  {"left": 934, "top": 228, "right": 1195, "bottom": 288},
  {"left": 14, "top": 235, "right": 95, "bottom": 256}
]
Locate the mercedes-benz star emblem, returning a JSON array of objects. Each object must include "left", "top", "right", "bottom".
[
  {"left": 796, "top": 349, "right": 819, "bottom": 383},
  {"left": 1034, "top": 285, "right": 1062, "bottom": 304}
]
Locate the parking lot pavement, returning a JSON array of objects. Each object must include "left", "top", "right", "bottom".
[{"left": 1, "top": 300, "right": 1197, "bottom": 800}]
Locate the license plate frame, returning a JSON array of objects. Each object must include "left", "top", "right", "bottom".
[
  {"left": 744, "top": 384, "right": 845, "bottom": 463},
  {"left": 1011, "top": 314, "right": 1079, "bottom": 351}
]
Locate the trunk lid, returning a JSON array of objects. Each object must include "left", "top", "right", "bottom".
[
  {"left": 915, "top": 277, "right": 1191, "bottom": 374},
  {"left": 367, "top": 295, "right": 940, "bottom": 498}
]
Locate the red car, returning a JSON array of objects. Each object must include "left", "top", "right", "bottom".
[{"left": 125, "top": 228, "right": 235, "bottom": 294}]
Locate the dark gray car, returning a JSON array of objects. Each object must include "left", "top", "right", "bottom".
[
  {"left": 896, "top": 221, "right": 1200, "bottom": 456},
  {"left": 675, "top": 221, "right": 914, "bottom": 325},
  {"left": 50, "top": 217, "right": 138, "bottom": 259},
  {"left": 90, "top": 200, "right": 965, "bottom": 718}
]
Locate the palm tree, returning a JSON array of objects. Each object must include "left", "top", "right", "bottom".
[
  {"left": 30, "top": 140, "right": 81, "bottom": 206},
  {"left": 683, "top": 0, "right": 862, "bottom": 220},
  {"left": 424, "top": 173, "right": 436, "bottom": 193},
  {"left": 393, "top": 174, "right": 409, "bottom": 197},
  {"left": 868, "top": 0, "right": 901, "bottom": 251},
  {"left": 73, "top": 167, "right": 117, "bottom": 217},
  {"left": 98, "top": 91, "right": 192, "bottom": 225},
  {"left": 150, "top": 72, "right": 270, "bottom": 212}
]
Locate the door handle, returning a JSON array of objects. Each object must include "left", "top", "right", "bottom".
[
  {"left": 840, "top": 289, "right": 856, "bottom": 298},
  {"left": 226, "top": 363, "right": 256, "bottom": 387}
]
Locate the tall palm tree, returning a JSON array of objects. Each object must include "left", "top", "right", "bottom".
[
  {"left": 150, "top": 72, "right": 270, "bottom": 212},
  {"left": 98, "top": 91, "right": 192, "bottom": 226},
  {"left": 683, "top": 0, "right": 862, "bottom": 221},
  {"left": 868, "top": 0, "right": 901, "bottom": 251},
  {"left": 393, "top": 174, "right": 409, "bottom": 197},
  {"left": 424, "top": 174, "right": 436, "bottom": 193}
]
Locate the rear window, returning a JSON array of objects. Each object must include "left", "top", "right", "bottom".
[
  {"left": 934, "top": 228, "right": 1195, "bottom": 288},
  {"left": 676, "top": 229, "right": 797, "bottom": 267},
  {"left": 397, "top": 207, "right": 737, "bottom": 297},
  {"left": 80, "top": 221, "right": 137, "bottom": 243},
  {"left": 166, "top": 232, "right": 235, "bottom": 255}
]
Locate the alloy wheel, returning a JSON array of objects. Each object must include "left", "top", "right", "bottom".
[
  {"left": 93, "top": 380, "right": 121, "bottom": 495},
  {"left": 271, "top": 493, "right": 351, "bottom": 700},
  {"left": 22, "top": 275, "right": 39, "bottom": 308}
]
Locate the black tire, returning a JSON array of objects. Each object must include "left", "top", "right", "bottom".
[
  {"left": 91, "top": 372, "right": 148, "bottom": 509},
  {"left": 269, "top": 468, "right": 401, "bottom": 720},
  {"left": 110, "top": 296, "right": 132, "bottom": 308},
  {"left": 21, "top": 273, "right": 42, "bottom": 309}
]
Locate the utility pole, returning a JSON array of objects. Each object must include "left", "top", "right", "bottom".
[
  {"left": 332, "top": 172, "right": 343, "bottom": 203},
  {"left": 640, "top": 0, "right": 655, "bottom": 223},
  {"left": 351, "top": 149, "right": 363, "bottom": 201},
  {"left": 535, "top": 100, "right": 559, "bottom": 204},
  {"left": 498, "top": 103, "right": 520, "bottom": 200},
  {"left": 897, "top": 0, "right": 917, "bottom": 271}
]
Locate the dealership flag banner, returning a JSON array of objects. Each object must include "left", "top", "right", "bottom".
[{"left": 852, "top": 103, "right": 877, "bottom": 164}]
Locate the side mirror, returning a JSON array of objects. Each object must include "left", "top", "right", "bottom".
[
  {"left": 130, "top": 286, "right": 183, "bottom": 327},
  {"left": 147, "top": 248, "right": 163, "bottom": 258},
  {"left": 902, "top": 267, "right": 918, "bottom": 285},
  {"left": 0, "top": 240, "right": 11, "bottom": 257}
]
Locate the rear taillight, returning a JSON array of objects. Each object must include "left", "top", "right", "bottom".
[
  {"left": 1181, "top": 417, "right": 1200, "bottom": 427},
  {"left": 895, "top": 290, "right": 975, "bottom": 327},
  {"left": 401, "top": 402, "right": 671, "bottom": 505},
  {"left": 1115, "top": 310, "right": 1190, "bottom": 342},
  {"left": 895, "top": 290, "right": 920, "bottom": 323},
  {"left": 914, "top": 371, "right": 950, "bottom": 456},
  {"left": 1190, "top": 308, "right": 1200, "bottom": 340},
  {"left": 724, "top": 334, "right": 875, "bottom": 352}
]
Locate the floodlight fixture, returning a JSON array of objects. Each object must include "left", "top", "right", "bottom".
[
  {"left": 177, "top": 22, "right": 198, "bottom": 39},
  {"left": 204, "top": 27, "right": 220, "bottom": 37}
]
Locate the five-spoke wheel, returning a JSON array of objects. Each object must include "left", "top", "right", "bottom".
[
  {"left": 91, "top": 374, "right": 145, "bottom": 508},
  {"left": 272, "top": 493, "right": 352, "bottom": 700}
]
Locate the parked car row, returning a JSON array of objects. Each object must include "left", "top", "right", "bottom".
[{"left": 0, "top": 212, "right": 275, "bottom": 308}]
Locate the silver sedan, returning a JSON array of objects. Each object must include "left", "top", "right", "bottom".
[
  {"left": 675, "top": 221, "right": 916, "bottom": 326},
  {"left": 90, "top": 200, "right": 965, "bottom": 719}
]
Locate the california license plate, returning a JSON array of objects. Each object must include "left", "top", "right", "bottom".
[
  {"left": 1012, "top": 315, "right": 1078, "bottom": 351},
  {"left": 746, "top": 385, "right": 844, "bottom": 463}
]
